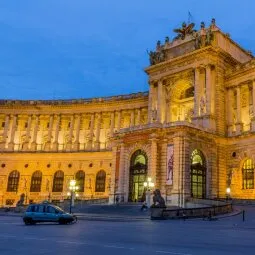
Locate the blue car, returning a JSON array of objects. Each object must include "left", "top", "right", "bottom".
[{"left": 23, "top": 202, "right": 77, "bottom": 225}]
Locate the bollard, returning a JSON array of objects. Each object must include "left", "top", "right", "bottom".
[{"left": 242, "top": 210, "right": 245, "bottom": 222}]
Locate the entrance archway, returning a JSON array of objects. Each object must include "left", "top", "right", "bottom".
[
  {"left": 191, "top": 149, "right": 206, "bottom": 198},
  {"left": 128, "top": 150, "right": 148, "bottom": 202}
]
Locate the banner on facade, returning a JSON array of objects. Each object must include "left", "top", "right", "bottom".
[{"left": 166, "top": 144, "right": 174, "bottom": 185}]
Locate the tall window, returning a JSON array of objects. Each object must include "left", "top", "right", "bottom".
[
  {"left": 7, "top": 170, "right": 20, "bottom": 192},
  {"left": 30, "top": 171, "right": 42, "bottom": 192},
  {"left": 95, "top": 170, "right": 106, "bottom": 192},
  {"left": 52, "top": 171, "right": 64, "bottom": 192},
  {"left": 75, "top": 170, "right": 85, "bottom": 192},
  {"left": 242, "top": 159, "right": 254, "bottom": 189},
  {"left": 191, "top": 149, "right": 206, "bottom": 199},
  {"left": 129, "top": 149, "right": 148, "bottom": 202}
]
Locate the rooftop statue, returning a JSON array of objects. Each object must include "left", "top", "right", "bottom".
[{"left": 173, "top": 22, "right": 196, "bottom": 40}]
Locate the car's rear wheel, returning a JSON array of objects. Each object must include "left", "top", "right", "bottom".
[{"left": 24, "top": 218, "right": 36, "bottom": 225}]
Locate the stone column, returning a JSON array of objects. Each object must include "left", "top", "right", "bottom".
[
  {"left": 44, "top": 115, "right": 53, "bottom": 151},
  {"left": 52, "top": 115, "right": 61, "bottom": 151},
  {"left": 87, "top": 113, "right": 95, "bottom": 150},
  {"left": 8, "top": 114, "right": 17, "bottom": 151},
  {"left": 109, "top": 146, "right": 117, "bottom": 204},
  {"left": 148, "top": 83, "right": 153, "bottom": 124},
  {"left": 148, "top": 138, "right": 157, "bottom": 185},
  {"left": 227, "top": 88, "right": 234, "bottom": 135},
  {"left": 193, "top": 67, "right": 200, "bottom": 118},
  {"left": 66, "top": 115, "right": 74, "bottom": 151},
  {"left": 157, "top": 80, "right": 163, "bottom": 123},
  {"left": 206, "top": 65, "right": 212, "bottom": 114},
  {"left": 110, "top": 112, "right": 115, "bottom": 136},
  {"left": 251, "top": 80, "right": 255, "bottom": 131},
  {"left": 137, "top": 108, "right": 141, "bottom": 126},
  {"left": 22, "top": 115, "right": 32, "bottom": 151},
  {"left": 117, "top": 143, "right": 125, "bottom": 199},
  {"left": 31, "top": 115, "right": 39, "bottom": 151},
  {"left": 95, "top": 113, "right": 102, "bottom": 150},
  {"left": 73, "top": 114, "right": 81, "bottom": 151},
  {"left": 0, "top": 114, "right": 10, "bottom": 149},
  {"left": 171, "top": 134, "right": 184, "bottom": 207},
  {"left": 235, "top": 86, "right": 243, "bottom": 134},
  {"left": 117, "top": 111, "right": 121, "bottom": 131},
  {"left": 130, "top": 110, "right": 135, "bottom": 127}
]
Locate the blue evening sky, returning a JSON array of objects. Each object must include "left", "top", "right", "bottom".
[{"left": 0, "top": 0, "right": 254, "bottom": 100}]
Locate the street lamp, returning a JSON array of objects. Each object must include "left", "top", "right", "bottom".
[
  {"left": 143, "top": 177, "right": 155, "bottom": 207},
  {"left": 68, "top": 180, "right": 79, "bottom": 213},
  {"left": 226, "top": 187, "right": 231, "bottom": 201}
]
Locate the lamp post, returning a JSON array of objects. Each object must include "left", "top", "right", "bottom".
[
  {"left": 68, "top": 180, "right": 79, "bottom": 214},
  {"left": 143, "top": 177, "right": 155, "bottom": 208}
]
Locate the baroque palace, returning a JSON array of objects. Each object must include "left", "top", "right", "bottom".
[{"left": 1, "top": 19, "right": 255, "bottom": 207}]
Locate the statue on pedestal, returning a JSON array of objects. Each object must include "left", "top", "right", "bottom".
[{"left": 151, "top": 189, "right": 166, "bottom": 208}]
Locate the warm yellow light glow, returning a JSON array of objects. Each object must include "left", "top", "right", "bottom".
[
  {"left": 148, "top": 177, "right": 152, "bottom": 182},
  {"left": 70, "top": 180, "right": 76, "bottom": 187},
  {"left": 144, "top": 182, "right": 148, "bottom": 187},
  {"left": 226, "top": 187, "right": 231, "bottom": 194},
  {"left": 67, "top": 192, "right": 71, "bottom": 196}
]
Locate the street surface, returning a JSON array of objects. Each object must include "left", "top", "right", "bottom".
[{"left": 0, "top": 206, "right": 254, "bottom": 255}]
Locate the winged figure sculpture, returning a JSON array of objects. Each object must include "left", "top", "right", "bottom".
[{"left": 173, "top": 22, "right": 195, "bottom": 40}]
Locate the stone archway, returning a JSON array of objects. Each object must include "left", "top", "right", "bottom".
[
  {"left": 128, "top": 149, "right": 148, "bottom": 202},
  {"left": 190, "top": 149, "right": 206, "bottom": 198}
]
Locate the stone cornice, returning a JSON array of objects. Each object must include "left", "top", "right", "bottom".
[
  {"left": 145, "top": 46, "right": 239, "bottom": 82},
  {"left": 0, "top": 94, "right": 149, "bottom": 114},
  {"left": 0, "top": 91, "right": 148, "bottom": 107}
]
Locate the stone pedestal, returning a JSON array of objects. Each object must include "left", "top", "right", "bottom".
[
  {"left": 235, "top": 122, "right": 243, "bottom": 135},
  {"left": 7, "top": 142, "right": 14, "bottom": 151},
  {"left": 65, "top": 142, "right": 72, "bottom": 151},
  {"left": 0, "top": 142, "right": 5, "bottom": 150},
  {"left": 44, "top": 142, "right": 51, "bottom": 151},
  {"left": 30, "top": 142, "right": 37, "bottom": 151},
  {"left": 52, "top": 142, "right": 58, "bottom": 151},
  {"left": 73, "top": 142, "right": 80, "bottom": 151},
  {"left": 22, "top": 142, "right": 29, "bottom": 151},
  {"left": 251, "top": 118, "right": 255, "bottom": 132},
  {"left": 150, "top": 208, "right": 165, "bottom": 220}
]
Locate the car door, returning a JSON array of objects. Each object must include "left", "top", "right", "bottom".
[
  {"left": 46, "top": 206, "right": 59, "bottom": 222},
  {"left": 33, "top": 205, "right": 46, "bottom": 222}
]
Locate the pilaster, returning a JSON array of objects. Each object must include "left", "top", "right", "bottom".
[
  {"left": 73, "top": 114, "right": 81, "bottom": 151},
  {"left": 31, "top": 115, "right": 39, "bottom": 151},
  {"left": 52, "top": 115, "right": 60, "bottom": 151}
]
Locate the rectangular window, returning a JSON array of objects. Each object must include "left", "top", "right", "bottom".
[{"left": 243, "top": 169, "right": 254, "bottom": 189}]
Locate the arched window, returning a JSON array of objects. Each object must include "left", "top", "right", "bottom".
[
  {"left": 52, "top": 170, "right": 64, "bottom": 192},
  {"left": 75, "top": 170, "right": 85, "bottom": 192},
  {"left": 7, "top": 170, "right": 20, "bottom": 192},
  {"left": 95, "top": 170, "right": 106, "bottom": 192},
  {"left": 129, "top": 149, "right": 148, "bottom": 202},
  {"left": 30, "top": 171, "right": 42, "bottom": 192},
  {"left": 242, "top": 159, "right": 254, "bottom": 189},
  {"left": 191, "top": 149, "right": 206, "bottom": 198}
]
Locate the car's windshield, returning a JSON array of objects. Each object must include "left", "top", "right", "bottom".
[{"left": 52, "top": 205, "right": 65, "bottom": 213}]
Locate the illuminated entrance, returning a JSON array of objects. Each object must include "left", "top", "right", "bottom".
[
  {"left": 128, "top": 150, "right": 148, "bottom": 202},
  {"left": 191, "top": 149, "right": 206, "bottom": 198}
]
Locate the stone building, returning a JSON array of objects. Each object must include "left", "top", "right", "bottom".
[{"left": 1, "top": 19, "right": 255, "bottom": 207}]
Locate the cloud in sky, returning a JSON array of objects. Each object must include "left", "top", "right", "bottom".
[{"left": 0, "top": 0, "right": 254, "bottom": 100}]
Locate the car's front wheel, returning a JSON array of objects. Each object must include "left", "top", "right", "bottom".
[{"left": 58, "top": 218, "right": 67, "bottom": 225}]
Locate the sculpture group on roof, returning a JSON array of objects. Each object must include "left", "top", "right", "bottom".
[{"left": 147, "top": 18, "right": 218, "bottom": 66}]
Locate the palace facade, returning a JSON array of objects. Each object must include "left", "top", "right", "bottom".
[{"left": 1, "top": 19, "right": 255, "bottom": 207}]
